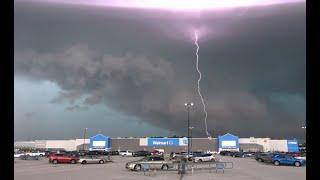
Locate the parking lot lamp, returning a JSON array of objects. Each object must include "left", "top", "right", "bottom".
[
  {"left": 83, "top": 128, "right": 88, "bottom": 151},
  {"left": 189, "top": 126, "right": 194, "bottom": 152},
  {"left": 184, "top": 102, "right": 194, "bottom": 156}
]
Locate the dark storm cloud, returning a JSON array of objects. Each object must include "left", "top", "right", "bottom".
[
  {"left": 50, "top": 91, "right": 83, "bottom": 104},
  {"left": 14, "top": 2, "right": 305, "bottom": 138},
  {"left": 66, "top": 105, "right": 89, "bottom": 111}
]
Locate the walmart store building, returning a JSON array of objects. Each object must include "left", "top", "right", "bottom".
[{"left": 14, "top": 133, "right": 299, "bottom": 153}]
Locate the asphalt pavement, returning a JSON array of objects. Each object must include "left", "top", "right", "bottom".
[{"left": 14, "top": 155, "right": 306, "bottom": 180}]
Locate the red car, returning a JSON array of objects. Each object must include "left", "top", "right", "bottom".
[
  {"left": 48, "top": 154, "right": 79, "bottom": 164},
  {"left": 151, "top": 150, "right": 163, "bottom": 156},
  {"left": 286, "top": 152, "right": 301, "bottom": 157},
  {"left": 291, "top": 152, "right": 302, "bottom": 157}
]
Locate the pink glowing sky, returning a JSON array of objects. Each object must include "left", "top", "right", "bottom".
[{"left": 19, "top": 0, "right": 304, "bottom": 10}]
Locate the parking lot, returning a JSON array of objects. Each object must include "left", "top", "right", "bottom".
[{"left": 14, "top": 155, "right": 305, "bottom": 180}]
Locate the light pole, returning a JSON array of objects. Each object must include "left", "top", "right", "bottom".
[
  {"left": 184, "top": 102, "right": 194, "bottom": 156},
  {"left": 83, "top": 128, "right": 88, "bottom": 151},
  {"left": 301, "top": 125, "right": 306, "bottom": 143},
  {"left": 189, "top": 126, "right": 194, "bottom": 152}
]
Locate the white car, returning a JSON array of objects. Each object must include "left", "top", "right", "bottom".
[
  {"left": 14, "top": 152, "right": 26, "bottom": 158},
  {"left": 79, "top": 155, "right": 112, "bottom": 164},
  {"left": 120, "top": 150, "right": 133, "bottom": 156},
  {"left": 295, "top": 156, "right": 306, "bottom": 160},
  {"left": 193, "top": 153, "right": 216, "bottom": 162},
  {"left": 26, "top": 151, "right": 45, "bottom": 157},
  {"left": 206, "top": 151, "right": 218, "bottom": 155}
]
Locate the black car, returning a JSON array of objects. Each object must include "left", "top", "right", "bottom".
[
  {"left": 86, "top": 150, "right": 109, "bottom": 156},
  {"left": 77, "top": 150, "right": 88, "bottom": 156},
  {"left": 191, "top": 151, "right": 203, "bottom": 156},
  {"left": 65, "top": 151, "right": 81, "bottom": 157},
  {"left": 132, "top": 150, "right": 151, "bottom": 157},
  {"left": 231, "top": 152, "right": 245, "bottom": 158},
  {"left": 109, "top": 151, "right": 120, "bottom": 155},
  {"left": 219, "top": 151, "right": 233, "bottom": 156},
  {"left": 242, "top": 152, "right": 256, "bottom": 157},
  {"left": 255, "top": 153, "right": 276, "bottom": 163}
]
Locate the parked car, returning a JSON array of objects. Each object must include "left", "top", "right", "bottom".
[
  {"left": 61, "top": 151, "right": 80, "bottom": 157},
  {"left": 120, "top": 150, "right": 133, "bottom": 156},
  {"left": 206, "top": 151, "right": 218, "bottom": 155},
  {"left": 219, "top": 151, "right": 233, "bottom": 156},
  {"left": 286, "top": 152, "right": 302, "bottom": 157},
  {"left": 125, "top": 156, "right": 173, "bottom": 171},
  {"left": 272, "top": 154, "right": 305, "bottom": 167},
  {"left": 295, "top": 152, "right": 306, "bottom": 160},
  {"left": 151, "top": 150, "right": 163, "bottom": 156},
  {"left": 242, "top": 152, "right": 255, "bottom": 157},
  {"left": 191, "top": 151, "right": 203, "bottom": 156},
  {"left": 231, "top": 152, "right": 245, "bottom": 158},
  {"left": 170, "top": 152, "right": 185, "bottom": 159},
  {"left": 46, "top": 150, "right": 67, "bottom": 158},
  {"left": 77, "top": 150, "right": 88, "bottom": 156},
  {"left": 109, "top": 151, "right": 120, "bottom": 155},
  {"left": 14, "top": 152, "right": 26, "bottom": 158},
  {"left": 47, "top": 151, "right": 59, "bottom": 158},
  {"left": 85, "top": 150, "right": 109, "bottom": 156},
  {"left": 48, "top": 153, "right": 80, "bottom": 164},
  {"left": 79, "top": 155, "right": 112, "bottom": 164},
  {"left": 255, "top": 153, "right": 275, "bottom": 163},
  {"left": 25, "top": 151, "right": 46, "bottom": 157},
  {"left": 193, "top": 153, "right": 216, "bottom": 162},
  {"left": 132, "top": 150, "right": 151, "bottom": 157}
]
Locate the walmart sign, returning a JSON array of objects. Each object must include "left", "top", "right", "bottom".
[{"left": 147, "top": 138, "right": 188, "bottom": 146}]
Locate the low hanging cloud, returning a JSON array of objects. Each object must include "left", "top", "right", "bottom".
[
  {"left": 65, "top": 105, "right": 89, "bottom": 111},
  {"left": 14, "top": 42, "right": 284, "bottom": 137}
]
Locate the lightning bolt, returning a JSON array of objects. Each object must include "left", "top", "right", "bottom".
[{"left": 194, "top": 31, "right": 210, "bottom": 137}]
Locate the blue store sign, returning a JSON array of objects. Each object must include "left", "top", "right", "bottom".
[
  {"left": 89, "top": 134, "right": 111, "bottom": 151},
  {"left": 147, "top": 138, "right": 180, "bottom": 146},
  {"left": 287, "top": 139, "right": 299, "bottom": 152}
]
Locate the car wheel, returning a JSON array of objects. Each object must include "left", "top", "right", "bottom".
[
  {"left": 39, "top": 154, "right": 43, "bottom": 157},
  {"left": 294, "top": 162, "right": 301, "bottom": 167},
  {"left": 161, "top": 164, "right": 169, "bottom": 170},
  {"left": 210, "top": 158, "right": 215, "bottom": 162},
  {"left": 71, "top": 159, "right": 76, "bottom": 164},
  {"left": 274, "top": 161, "right": 280, "bottom": 166},
  {"left": 198, "top": 159, "right": 202, "bottom": 162},
  {"left": 52, "top": 159, "right": 58, "bottom": 164},
  {"left": 134, "top": 164, "right": 142, "bottom": 171},
  {"left": 99, "top": 160, "right": 104, "bottom": 164},
  {"left": 81, "top": 160, "right": 87, "bottom": 164},
  {"left": 258, "top": 159, "right": 263, "bottom": 162}
]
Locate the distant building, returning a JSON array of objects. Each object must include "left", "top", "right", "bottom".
[{"left": 14, "top": 133, "right": 300, "bottom": 153}]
